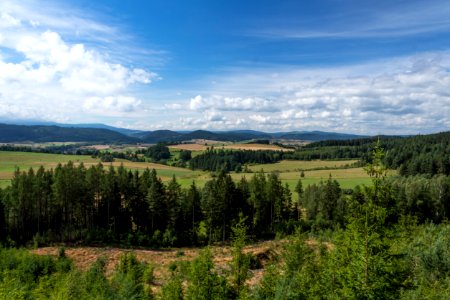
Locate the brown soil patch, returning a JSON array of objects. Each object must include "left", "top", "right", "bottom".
[
  {"left": 169, "top": 144, "right": 208, "bottom": 151},
  {"left": 31, "top": 240, "right": 283, "bottom": 288},
  {"left": 110, "top": 161, "right": 188, "bottom": 171},
  {"left": 190, "top": 139, "right": 231, "bottom": 146},
  {"left": 0, "top": 171, "right": 12, "bottom": 180},
  {"left": 223, "top": 144, "right": 294, "bottom": 152},
  {"left": 87, "top": 145, "right": 111, "bottom": 150}
]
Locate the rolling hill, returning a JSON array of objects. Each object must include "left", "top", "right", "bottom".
[
  {"left": 0, "top": 123, "right": 368, "bottom": 144},
  {"left": 0, "top": 124, "right": 139, "bottom": 143}
]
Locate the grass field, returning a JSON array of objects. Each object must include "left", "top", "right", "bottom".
[
  {"left": 0, "top": 152, "right": 377, "bottom": 191},
  {"left": 248, "top": 159, "right": 359, "bottom": 172},
  {"left": 0, "top": 180, "right": 10, "bottom": 189},
  {"left": 0, "top": 151, "right": 205, "bottom": 185},
  {"left": 231, "top": 167, "right": 373, "bottom": 194}
]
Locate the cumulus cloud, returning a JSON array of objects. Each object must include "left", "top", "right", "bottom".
[
  {"left": 164, "top": 52, "right": 450, "bottom": 134},
  {"left": 83, "top": 96, "right": 142, "bottom": 113},
  {"left": 189, "top": 95, "right": 279, "bottom": 112},
  {"left": 0, "top": 2, "right": 156, "bottom": 122},
  {"left": 13, "top": 31, "right": 155, "bottom": 94},
  {"left": 206, "top": 111, "right": 226, "bottom": 122}
]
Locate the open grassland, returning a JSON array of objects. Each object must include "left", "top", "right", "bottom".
[
  {"left": 0, "top": 151, "right": 98, "bottom": 179},
  {"left": 248, "top": 159, "right": 359, "bottom": 172},
  {"left": 0, "top": 179, "right": 10, "bottom": 189},
  {"left": 231, "top": 167, "right": 374, "bottom": 193},
  {"left": 0, "top": 151, "right": 205, "bottom": 185}
]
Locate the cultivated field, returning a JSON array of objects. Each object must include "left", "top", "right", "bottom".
[
  {"left": 223, "top": 143, "right": 294, "bottom": 152},
  {"left": 169, "top": 144, "right": 208, "bottom": 151},
  {"left": 169, "top": 142, "right": 293, "bottom": 152}
]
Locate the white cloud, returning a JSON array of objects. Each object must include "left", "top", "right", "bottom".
[
  {"left": 206, "top": 111, "right": 226, "bottom": 122},
  {"left": 0, "top": 12, "right": 21, "bottom": 27},
  {"left": 12, "top": 31, "right": 155, "bottom": 94},
  {"left": 0, "top": 2, "right": 156, "bottom": 123},
  {"left": 0, "top": 0, "right": 116, "bottom": 41},
  {"left": 249, "top": 114, "right": 271, "bottom": 124},
  {"left": 163, "top": 52, "right": 450, "bottom": 134},
  {"left": 189, "top": 95, "right": 278, "bottom": 112},
  {"left": 83, "top": 96, "right": 142, "bottom": 113}
]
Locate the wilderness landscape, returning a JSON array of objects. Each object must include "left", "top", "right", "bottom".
[{"left": 1, "top": 0, "right": 450, "bottom": 299}]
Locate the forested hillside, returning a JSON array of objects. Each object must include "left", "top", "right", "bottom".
[
  {"left": 0, "top": 124, "right": 138, "bottom": 143},
  {"left": 292, "top": 132, "right": 450, "bottom": 176},
  {"left": 189, "top": 148, "right": 284, "bottom": 172},
  {"left": 0, "top": 123, "right": 367, "bottom": 143}
]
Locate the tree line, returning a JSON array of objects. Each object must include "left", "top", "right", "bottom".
[
  {"left": 0, "top": 163, "right": 295, "bottom": 247},
  {"left": 2, "top": 162, "right": 450, "bottom": 248},
  {"left": 189, "top": 148, "right": 284, "bottom": 172},
  {"left": 0, "top": 144, "right": 145, "bottom": 162},
  {"left": 290, "top": 132, "right": 450, "bottom": 176}
]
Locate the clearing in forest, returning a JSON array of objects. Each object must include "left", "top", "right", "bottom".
[
  {"left": 32, "top": 240, "right": 283, "bottom": 288},
  {"left": 248, "top": 159, "right": 359, "bottom": 172}
]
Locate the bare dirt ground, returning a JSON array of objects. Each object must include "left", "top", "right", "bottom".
[
  {"left": 170, "top": 142, "right": 294, "bottom": 152},
  {"left": 32, "top": 239, "right": 283, "bottom": 288},
  {"left": 223, "top": 143, "right": 294, "bottom": 152},
  {"left": 169, "top": 144, "right": 209, "bottom": 151}
]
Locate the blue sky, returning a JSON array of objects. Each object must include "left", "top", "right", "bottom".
[{"left": 1, "top": 0, "right": 450, "bottom": 134}]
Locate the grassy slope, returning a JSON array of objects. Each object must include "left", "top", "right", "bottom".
[
  {"left": 248, "top": 159, "right": 359, "bottom": 172},
  {"left": 0, "top": 151, "right": 205, "bottom": 184}
]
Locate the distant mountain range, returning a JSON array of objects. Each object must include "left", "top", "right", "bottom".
[
  {"left": 0, "top": 124, "right": 139, "bottom": 143},
  {"left": 0, "top": 120, "right": 143, "bottom": 136},
  {"left": 0, "top": 122, "right": 369, "bottom": 144},
  {"left": 136, "top": 129, "right": 367, "bottom": 143}
]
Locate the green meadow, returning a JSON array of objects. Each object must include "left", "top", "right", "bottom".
[
  {"left": 248, "top": 159, "right": 359, "bottom": 172},
  {"left": 0, "top": 151, "right": 205, "bottom": 186}
]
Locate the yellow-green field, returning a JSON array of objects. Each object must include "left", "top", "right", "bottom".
[
  {"left": 231, "top": 167, "right": 373, "bottom": 190},
  {"left": 0, "top": 151, "right": 205, "bottom": 185},
  {"left": 0, "top": 151, "right": 376, "bottom": 191},
  {"left": 248, "top": 159, "right": 359, "bottom": 172}
]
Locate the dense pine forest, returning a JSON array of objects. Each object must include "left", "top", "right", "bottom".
[
  {"left": 290, "top": 131, "right": 450, "bottom": 176},
  {"left": 189, "top": 148, "right": 284, "bottom": 172}
]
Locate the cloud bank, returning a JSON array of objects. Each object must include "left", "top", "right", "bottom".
[
  {"left": 0, "top": 1, "right": 155, "bottom": 123},
  {"left": 161, "top": 52, "right": 450, "bottom": 134}
]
